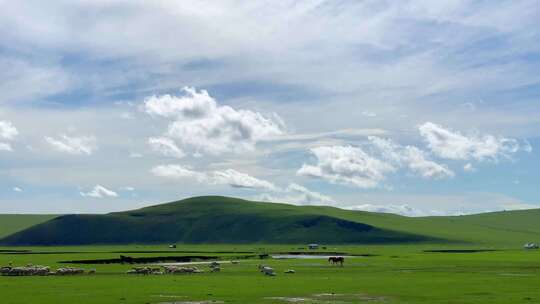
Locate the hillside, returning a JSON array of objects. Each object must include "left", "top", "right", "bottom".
[
  {"left": 0, "top": 196, "right": 432, "bottom": 245},
  {"left": 1, "top": 196, "right": 539, "bottom": 246},
  {"left": 0, "top": 214, "right": 58, "bottom": 239}
]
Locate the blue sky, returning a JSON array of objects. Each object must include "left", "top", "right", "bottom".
[{"left": 0, "top": 1, "right": 539, "bottom": 215}]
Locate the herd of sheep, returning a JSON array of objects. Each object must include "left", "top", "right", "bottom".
[
  {"left": 126, "top": 262, "right": 223, "bottom": 275},
  {"left": 0, "top": 265, "right": 93, "bottom": 276},
  {"left": 1, "top": 261, "right": 295, "bottom": 277}
]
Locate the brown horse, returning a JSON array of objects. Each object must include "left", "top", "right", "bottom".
[{"left": 328, "top": 256, "right": 344, "bottom": 266}]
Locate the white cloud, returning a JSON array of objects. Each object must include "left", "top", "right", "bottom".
[
  {"left": 211, "top": 169, "right": 277, "bottom": 191},
  {"left": 403, "top": 146, "right": 455, "bottom": 179},
  {"left": 150, "top": 164, "right": 206, "bottom": 182},
  {"left": 463, "top": 163, "right": 475, "bottom": 172},
  {"left": 419, "top": 122, "right": 530, "bottom": 161},
  {"left": 45, "top": 134, "right": 97, "bottom": 155},
  {"left": 144, "top": 87, "right": 285, "bottom": 154},
  {"left": 254, "top": 183, "right": 335, "bottom": 206},
  {"left": 0, "top": 121, "right": 18, "bottom": 140},
  {"left": 346, "top": 203, "right": 442, "bottom": 217},
  {"left": 148, "top": 137, "right": 185, "bottom": 159},
  {"left": 0, "top": 120, "right": 18, "bottom": 151},
  {"left": 298, "top": 145, "right": 394, "bottom": 188},
  {"left": 369, "top": 136, "right": 454, "bottom": 179},
  {"left": 123, "top": 186, "right": 135, "bottom": 191},
  {"left": 0, "top": 142, "right": 12, "bottom": 151},
  {"left": 80, "top": 185, "right": 118, "bottom": 198},
  {"left": 13, "top": 187, "right": 23, "bottom": 192},
  {"left": 150, "top": 164, "right": 277, "bottom": 191},
  {"left": 285, "top": 183, "right": 335, "bottom": 205}
]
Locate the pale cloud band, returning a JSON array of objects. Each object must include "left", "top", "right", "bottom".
[
  {"left": 45, "top": 134, "right": 97, "bottom": 155},
  {"left": 151, "top": 164, "right": 277, "bottom": 191}
]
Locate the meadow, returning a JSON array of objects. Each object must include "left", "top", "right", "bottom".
[
  {"left": 2, "top": 198, "right": 540, "bottom": 303},
  {"left": 1, "top": 243, "right": 540, "bottom": 304}
]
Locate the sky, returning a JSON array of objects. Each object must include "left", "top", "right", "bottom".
[{"left": 0, "top": 0, "right": 539, "bottom": 216}]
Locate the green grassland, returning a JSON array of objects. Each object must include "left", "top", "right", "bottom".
[
  {"left": 1, "top": 244, "right": 540, "bottom": 303},
  {"left": 1, "top": 197, "right": 540, "bottom": 303},
  {"left": 2, "top": 196, "right": 540, "bottom": 246},
  {"left": 0, "top": 214, "right": 58, "bottom": 239}
]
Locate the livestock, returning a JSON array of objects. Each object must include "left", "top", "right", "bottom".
[
  {"left": 524, "top": 243, "right": 539, "bottom": 249},
  {"left": 162, "top": 265, "right": 203, "bottom": 274},
  {"left": 284, "top": 269, "right": 296, "bottom": 274},
  {"left": 56, "top": 267, "right": 85, "bottom": 275},
  {"left": 328, "top": 257, "right": 344, "bottom": 267},
  {"left": 1, "top": 265, "right": 52, "bottom": 276},
  {"left": 126, "top": 267, "right": 152, "bottom": 275},
  {"left": 258, "top": 265, "right": 276, "bottom": 276}
]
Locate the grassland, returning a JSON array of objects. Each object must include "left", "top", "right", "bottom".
[
  {"left": 0, "top": 214, "right": 58, "bottom": 239},
  {"left": 1, "top": 197, "right": 540, "bottom": 303},
  {"left": 3, "top": 196, "right": 540, "bottom": 246},
  {"left": 1, "top": 244, "right": 540, "bottom": 303}
]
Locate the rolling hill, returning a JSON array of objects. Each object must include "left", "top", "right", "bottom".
[
  {"left": 1, "top": 196, "right": 539, "bottom": 246},
  {"left": 0, "top": 214, "right": 58, "bottom": 239},
  {"left": 0, "top": 196, "right": 433, "bottom": 245}
]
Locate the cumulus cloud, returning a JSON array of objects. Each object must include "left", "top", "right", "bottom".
[
  {"left": 151, "top": 164, "right": 276, "bottom": 191},
  {"left": 419, "top": 122, "right": 530, "bottom": 161},
  {"left": 148, "top": 137, "right": 185, "bottom": 159},
  {"left": 0, "top": 121, "right": 18, "bottom": 140},
  {"left": 298, "top": 146, "right": 395, "bottom": 188},
  {"left": 80, "top": 185, "right": 118, "bottom": 198},
  {"left": 0, "top": 120, "right": 18, "bottom": 151},
  {"left": 369, "top": 136, "right": 454, "bottom": 179},
  {"left": 45, "top": 134, "right": 97, "bottom": 155},
  {"left": 144, "top": 87, "right": 285, "bottom": 154},
  {"left": 13, "top": 187, "right": 23, "bottom": 192}
]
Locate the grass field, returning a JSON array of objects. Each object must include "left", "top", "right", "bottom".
[
  {"left": 1, "top": 244, "right": 540, "bottom": 303},
  {"left": 1, "top": 198, "right": 540, "bottom": 303},
  {"left": 0, "top": 214, "right": 58, "bottom": 239},
  {"left": 3, "top": 196, "right": 540, "bottom": 247}
]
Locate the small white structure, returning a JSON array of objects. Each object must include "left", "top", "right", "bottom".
[
  {"left": 524, "top": 243, "right": 539, "bottom": 250},
  {"left": 308, "top": 244, "right": 319, "bottom": 250}
]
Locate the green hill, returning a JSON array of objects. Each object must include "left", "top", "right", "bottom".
[
  {"left": 1, "top": 196, "right": 539, "bottom": 246},
  {"left": 0, "top": 196, "right": 432, "bottom": 245},
  {"left": 0, "top": 214, "right": 58, "bottom": 239}
]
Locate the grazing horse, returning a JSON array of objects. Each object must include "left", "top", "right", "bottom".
[{"left": 328, "top": 256, "right": 344, "bottom": 267}]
